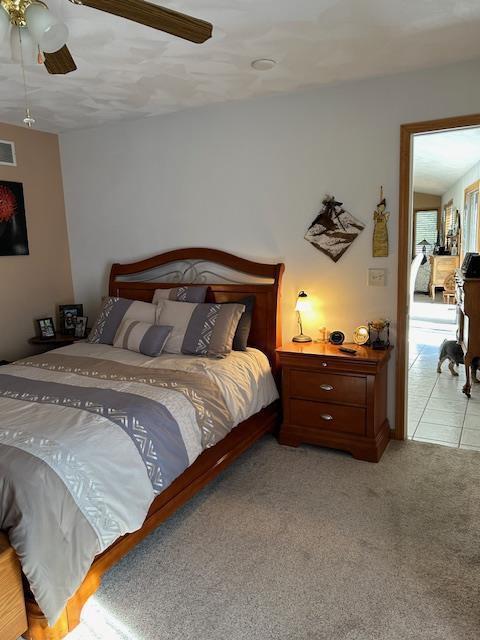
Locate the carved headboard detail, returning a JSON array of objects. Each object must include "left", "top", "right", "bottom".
[{"left": 109, "top": 248, "right": 284, "bottom": 371}]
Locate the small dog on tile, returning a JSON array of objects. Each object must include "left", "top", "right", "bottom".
[{"left": 437, "top": 339, "right": 480, "bottom": 381}]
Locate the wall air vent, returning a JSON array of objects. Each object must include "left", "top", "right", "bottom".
[{"left": 0, "top": 140, "right": 16, "bottom": 166}]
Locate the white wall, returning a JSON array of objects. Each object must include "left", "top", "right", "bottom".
[
  {"left": 60, "top": 57, "right": 480, "bottom": 428},
  {"left": 442, "top": 160, "right": 480, "bottom": 214}
]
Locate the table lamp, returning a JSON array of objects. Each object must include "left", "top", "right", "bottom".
[
  {"left": 417, "top": 238, "right": 431, "bottom": 265},
  {"left": 293, "top": 291, "right": 312, "bottom": 343}
]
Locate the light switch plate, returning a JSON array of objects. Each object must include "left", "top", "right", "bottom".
[{"left": 368, "top": 268, "right": 386, "bottom": 287}]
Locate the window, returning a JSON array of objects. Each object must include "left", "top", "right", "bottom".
[
  {"left": 0, "top": 140, "right": 16, "bottom": 166},
  {"left": 414, "top": 210, "right": 438, "bottom": 256},
  {"left": 444, "top": 201, "right": 454, "bottom": 239},
  {"left": 464, "top": 182, "right": 479, "bottom": 255}
]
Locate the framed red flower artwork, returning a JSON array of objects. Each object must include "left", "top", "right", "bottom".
[{"left": 0, "top": 181, "right": 29, "bottom": 256}]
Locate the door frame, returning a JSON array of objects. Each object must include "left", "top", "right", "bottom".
[{"left": 394, "top": 113, "right": 480, "bottom": 440}]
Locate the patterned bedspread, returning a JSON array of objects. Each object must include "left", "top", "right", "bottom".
[{"left": 0, "top": 352, "right": 233, "bottom": 625}]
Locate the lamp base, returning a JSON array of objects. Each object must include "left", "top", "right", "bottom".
[{"left": 292, "top": 334, "right": 312, "bottom": 343}]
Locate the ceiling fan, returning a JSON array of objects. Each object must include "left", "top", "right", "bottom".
[{"left": 0, "top": 0, "right": 213, "bottom": 75}]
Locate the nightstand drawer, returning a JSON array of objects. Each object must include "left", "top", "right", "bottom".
[
  {"left": 289, "top": 369, "right": 366, "bottom": 405},
  {"left": 289, "top": 399, "right": 365, "bottom": 435}
]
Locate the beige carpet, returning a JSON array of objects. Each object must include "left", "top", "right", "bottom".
[{"left": 69, "top": 437, "right": 480, "bottom": 640}]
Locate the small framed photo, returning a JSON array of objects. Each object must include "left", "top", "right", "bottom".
[
  {"left": 59, "top": 304, "right": 83, "bottom": 335},
  {"left": 37, "top": 317, "right": 55, "bottom": 340},
  {"left": 74, "top": 316, "right": 88, "bottom": 339}
]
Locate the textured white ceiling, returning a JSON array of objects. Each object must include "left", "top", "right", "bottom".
[
  {"left": 1, "top": 0, "right": 480, "bottom": 132},
  {"left": 413, "top": 127, "right": 480, "bottom": 195}
]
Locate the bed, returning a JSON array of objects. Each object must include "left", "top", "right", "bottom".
[{"left": 0, "top": 248, "right": 284, "bottom": 640}]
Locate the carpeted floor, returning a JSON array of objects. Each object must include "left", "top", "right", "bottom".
[{"left": 69, "top": 437, "right": 480, "bottom": 640}]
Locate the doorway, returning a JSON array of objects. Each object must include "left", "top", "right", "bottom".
[{"left": 395, "top": 114, "right": 480, "bottom": 445}]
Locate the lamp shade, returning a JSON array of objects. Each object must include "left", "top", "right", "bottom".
[
  {"left": 0, "top": 5, "right": 9, "bottom": 42},
  {"left": 295, "top": 291, "right": 310, "bottom": 313},
  {"left": 10, "top": 26, "right": 37, "bottom": 64},
  {"left": 25, "top": 3, "right": 68, "bottom": 53}
]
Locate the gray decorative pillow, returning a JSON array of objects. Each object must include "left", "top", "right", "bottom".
[
  {"left": 156, "top": 299, "right": 245, "bottom": 358},
  {"left": 113, "top": 320, "right": 173, "bottom": 357},
  {"left": 88, "top": 297, "right": 157, "bottom": 345},
  {"left": 229, "top": 296, "right": 255, "bottom": 351},
  {"left": 152, "top": 286, "right": 207, "bottom": 304}
]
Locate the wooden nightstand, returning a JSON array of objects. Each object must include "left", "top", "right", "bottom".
[
  {"left": 277, "top": 342, "right": 392, "bottom": 462},
  {"left": 0, "top": 533, "right": 27, "bottom": 640},
  {"left": 29, "top": 333, "right": 87, "bottom": 352}
]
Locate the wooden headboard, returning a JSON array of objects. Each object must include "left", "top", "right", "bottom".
[{"left": 109, "top": 248, "right": 284, "bottom": 370}]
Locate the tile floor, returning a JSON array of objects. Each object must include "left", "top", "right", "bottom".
[{"left": 408, "top": 324, "right": 480, "bottom": 450}]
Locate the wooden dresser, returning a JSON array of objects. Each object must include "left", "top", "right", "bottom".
[
  {"left": 455, "top": 272, "right": 480, "bottom": 397},
  {"left": 0, "top": 533, "right": 27, "bottom": 640},
  {"left": 429, "top": 255, "right": 460, "bottom": 298},
  {"left": 277, "top": 342, "right": 392, "bottom": 462}
]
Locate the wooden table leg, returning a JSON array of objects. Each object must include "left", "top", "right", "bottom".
[{"left": 24, "top": 573, "right": 101, "bottom": 640}]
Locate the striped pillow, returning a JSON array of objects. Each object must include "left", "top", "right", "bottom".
[
  {"left": 152, "top": 286, "right": 207, "bottom": 304},
  {"left": 88, "top": 297, "right": 157, "bottom": 345},
  {"left": 113, "top": 321, "right": 173, "bottom": 357},
  {"left": 155, "top": 299, "right": 245, "bottom": 358}
]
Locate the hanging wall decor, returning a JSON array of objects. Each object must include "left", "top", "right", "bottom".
[
  {"left": 0, "top": 181, "right": 29, "bottom": 256},
  {"left": 372, "top": 186, "right": 389, "bottom": 257},
  {"left": 304, "top": 195, "right": 365, "bottom": 262}
]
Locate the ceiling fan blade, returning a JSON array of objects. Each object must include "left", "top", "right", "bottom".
[
  {"left": 44, "top": 46, "right": 77, "bottom": 75},
  {"left": 81, "top": 0, "right": 212, "bottom": 43}
]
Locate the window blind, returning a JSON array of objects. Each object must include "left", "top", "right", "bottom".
[{"left": 414, "top": 210, "right": 437, "bottom": 255}]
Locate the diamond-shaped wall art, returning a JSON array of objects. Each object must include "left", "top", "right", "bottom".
[{"left": 305, "top": 195, "right": 364, "bottom": 263}]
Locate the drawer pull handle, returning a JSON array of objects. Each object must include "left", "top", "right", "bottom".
[
  {"left": 321, "top": 362, "right": 328, "bottom": 367},
  {"left": 320, "top": 384, "right": 334, "bottom": 391},
  {"left": 320, "top": 414, "right": 334, "bottom": 421}
]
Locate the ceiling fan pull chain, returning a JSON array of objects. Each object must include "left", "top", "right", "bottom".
[{"left": 18, "top": 28, "right": 36, "bottom": 128}]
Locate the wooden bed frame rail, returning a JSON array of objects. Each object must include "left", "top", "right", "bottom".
[{"left": 20, "top": 247, "right": 284, "bottom": 640}]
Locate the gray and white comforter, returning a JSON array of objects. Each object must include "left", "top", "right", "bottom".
[{"left": 0, "top": 351, "right": 234, "bottom": 625}]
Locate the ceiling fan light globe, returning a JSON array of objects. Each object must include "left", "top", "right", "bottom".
[
  {"left": 10, "top": 26, "right": 37, "bottom": 64},
  {"left": 25, "top": 3, "right": 68, "bottom": 53},
  {"left": 0, "top": 5, "right": 10, "bottom": 42},
  {"left": 39, "top": 22, "right": 68, "bottom": 53}
]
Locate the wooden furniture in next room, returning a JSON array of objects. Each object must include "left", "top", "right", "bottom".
[
  {"left": 429, "top": 255, "right": 460, "bottom": 298},
  {"left": 0, "top": 533, "right": 27, "bottom": 640},
  {"left": 456, "top": 272, "right": 480, "bottom": 397},
  {"left": 277, "top": 342, "right": 392, "bottom": 462},
  {"left": 442, "top": 272, "right": 456, "bottom": 304}
]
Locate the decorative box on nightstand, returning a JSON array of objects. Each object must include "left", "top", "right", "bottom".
[{"left": 277, "top": 342, "right": 392, "bottom": 462}]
